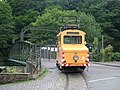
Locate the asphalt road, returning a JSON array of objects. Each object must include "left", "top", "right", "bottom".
[
  {"left": 41, "top": 60, "right": 120, "bottom": 90},
  {"left": 83, "top": 63, "right": 120, "bottom": 90}
]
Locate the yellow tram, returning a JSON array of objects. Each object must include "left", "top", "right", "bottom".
[{"left": 56, "top": 24, "right": 90, "bottom": 71}]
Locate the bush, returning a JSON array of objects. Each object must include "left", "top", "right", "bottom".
[
  {"left": 112, "top": 52, "right": 120, "bottom": 61},
  {"left": 100, "top": 44, "right": 113, "bottom": 62},
  {"left": 6, "top": 67, "right": 17, "bottom": 73}
]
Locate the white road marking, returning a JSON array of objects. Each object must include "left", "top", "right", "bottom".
[{"left": 89, "top": 77, "right": 117, "bottom": 83}]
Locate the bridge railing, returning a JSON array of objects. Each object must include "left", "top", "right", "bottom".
[{"left": 4, "top": 41, "right": 41, "bottom": 75}]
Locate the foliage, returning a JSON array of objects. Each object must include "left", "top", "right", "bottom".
[
  {"left": 92, "top": 37, "right": 99, "bottom": 52},
  {"left": 91, "top": 37, "right": 99, "bottom": 61},
  {"left": 31, "top": 6, "right": 101, "bottom": 44},
  {"left": 44, "top": 0, "right": 94, "bottom": 12},
  {"left": 7, "top": 0, "right": 41, "bottom": 38},
  {"left": 44, "top": 0, "right": 76, "bottom": 10},
  {"left": 102, "top": 44, "right": 113, "bottom": 62},
  {"left": 112, "top": 52, "right": 120, "bottom": 61},
  {"left": 6, "top": 66, "right": 17, "bottom": 73},
  {"left": 93, "top": 37, "right": 98, "bottom": 45},
  {"left": 0, "top": 1, "right": 14, "bottom": 58},
  {"left": 78, "top": 12, "right": 101, "bottom": 42},
  {"left": 89, "top": 0, "right": 120, "bottom": 48},
  {"left": 104, "top": 44, "right": 113, "bottom": 54},
  {"left": 0, "top": 0, "right": 120, "bottom": 61},
  {"left": 7, "top": 0, "right": 45, "bottom": 16},
  {"left": 14, "top": 9, "right": 40, "bottom": 34}
]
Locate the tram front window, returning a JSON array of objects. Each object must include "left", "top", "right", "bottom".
[{"left": 64, "top": 36, "right": 82, "bottom": 44}]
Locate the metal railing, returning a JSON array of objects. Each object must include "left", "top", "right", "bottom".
[{"left": 7, "top": 41, "right": 41, "bottom": 75}]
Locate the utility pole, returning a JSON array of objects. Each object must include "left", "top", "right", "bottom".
[{"left": 102, "top": 35, "right": 104, "bottom": 62}]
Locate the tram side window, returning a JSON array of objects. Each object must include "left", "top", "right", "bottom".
[{"left": 64, "top": 36, "right": 82, "bottom": 44}]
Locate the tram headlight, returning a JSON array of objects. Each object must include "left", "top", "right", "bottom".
[{"left": 73, "top": 55, "right": 79, "bottom": 60}]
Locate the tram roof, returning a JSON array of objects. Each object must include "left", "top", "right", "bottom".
[{"left": 57, "top": 29, "right": 86, "bottom": 36}]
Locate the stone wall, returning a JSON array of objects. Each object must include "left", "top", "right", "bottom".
[{"left": 0, "top": 73, "right": 30, "bottom": 84}]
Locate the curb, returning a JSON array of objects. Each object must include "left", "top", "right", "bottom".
[
  {"left": 30, "top": 67, "right": 45, "bottom": 80},
  {"left": 93, "top": 62, "right": 120, "bottom": 67}
]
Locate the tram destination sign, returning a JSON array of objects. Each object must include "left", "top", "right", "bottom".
[{"left": 67, "top": 32, "right": 79, "bottom": 35}]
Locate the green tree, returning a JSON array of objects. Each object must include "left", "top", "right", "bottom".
[
  {"left": 92, "top": 37, "right": 99, "bottom": 61},
  {"left": 0, "top": 1, "right": 14, "bottom": 59},
  {"left": 104, "top": 44, "right": 113, "bottom": 62},
  {"left": 31, "top": 6, "right": 101, "bottom": 44},
  {"left": 44, "top": 0, "right": 95, "bottom": 12},
  {"left": 78, "top": 12, "right": 101, "bottom": 42},
  {"left": 7, "top": 0, "right": 45, "bottom": 16},
  {"left": 14, "top": 9, "right": 40, "bottom": 35},
  {"left": 89, "top": 0, "right": 120, "bottom": 51},
  {"left": 7, "top": 0, "right": 43, "bottom": 35}
]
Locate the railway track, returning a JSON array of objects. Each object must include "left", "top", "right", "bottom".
[
  {"left": 64, "top": 73, "right": 69, "bottom": 90},
  {"left": 81, "top": 72, "right": 91, "bottom": 90},
  {"left": 42, "top": 60, "right": 90, "bottom": 90},
  {"left": 64, "top": 71, "right": 90, "bottom": 90}
]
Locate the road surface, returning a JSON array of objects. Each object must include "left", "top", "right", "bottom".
[{"left": 0, "top": 60, "right": 120, "bottom": 90}]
